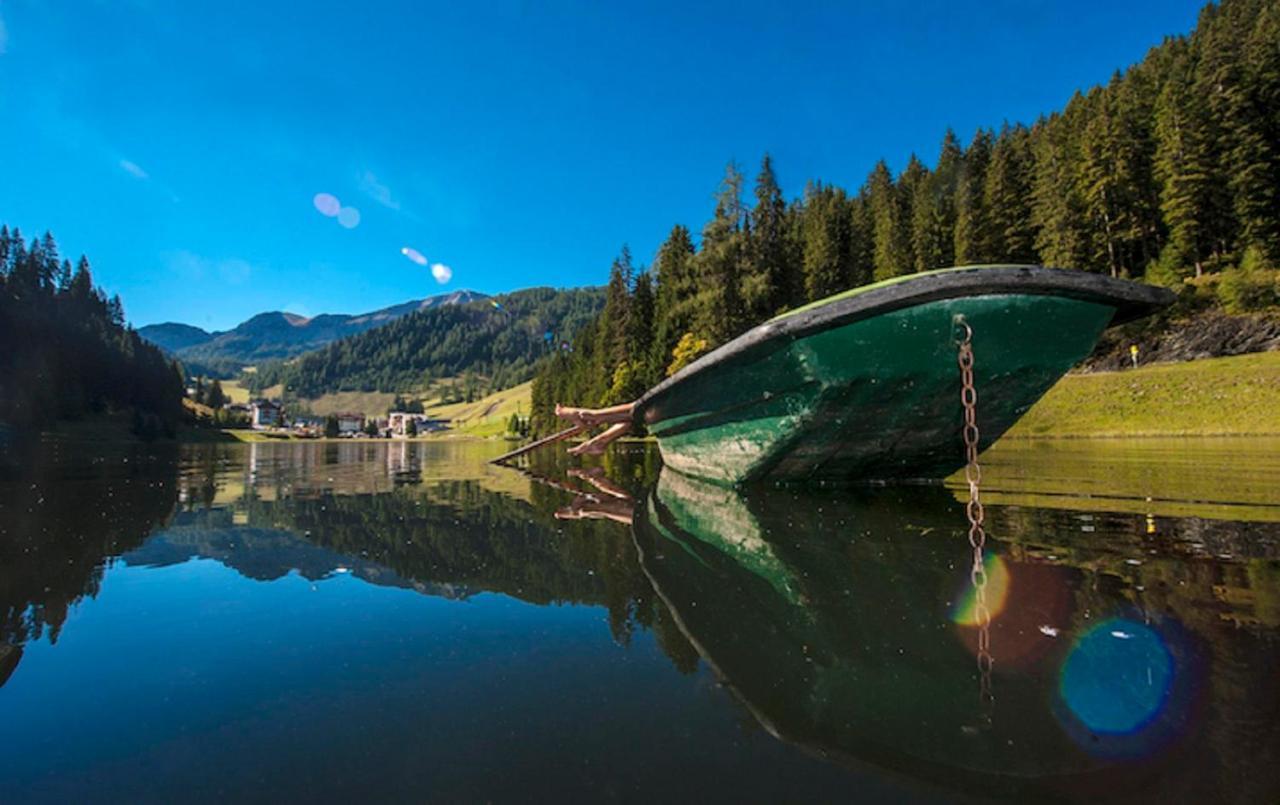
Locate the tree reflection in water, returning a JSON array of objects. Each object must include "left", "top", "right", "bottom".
[{"left": 0, "top": 439, "right": 1276, "bottom": 801}]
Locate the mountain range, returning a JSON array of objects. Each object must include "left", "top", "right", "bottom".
[{"left": 139, "top": 289, "right": 487, "bottom": 376}]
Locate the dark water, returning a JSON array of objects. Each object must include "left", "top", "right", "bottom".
[{"left": 1, "top": 437, "right": 1278, "bottom": 803}]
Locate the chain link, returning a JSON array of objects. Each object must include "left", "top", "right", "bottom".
[{"left": 956, "top": 316, "right": 994, "bottom": 713}]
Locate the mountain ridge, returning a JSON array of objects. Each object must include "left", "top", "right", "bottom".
[{"left": 140, "top": 289, "right": 489, "bottom": 375}]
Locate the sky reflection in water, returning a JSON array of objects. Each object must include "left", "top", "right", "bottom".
[{"left": 0, "top": 438, "right": 1277, "bottom": 802}]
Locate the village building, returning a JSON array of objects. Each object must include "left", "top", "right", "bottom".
[
  {"left": 290, "top": 414, "right": 324, "bottom": 436},
  {"left": 336, "top": 412, "right": 365, "bottom": 435},
  {"left": 250, "top": 400, "right": 283, "bottom": 430},
  {"left": 387, "top": 411, "right": 445, "bottom": 437}
]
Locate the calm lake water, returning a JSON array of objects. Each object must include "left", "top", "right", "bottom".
[{"left": 1, "top": 436, "right": 1278, "bottom": 803}]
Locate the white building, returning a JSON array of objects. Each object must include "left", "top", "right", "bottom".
[
  {"left": 250, "top": 400, "right": 283, "bottom": 430},
  {"left": 336, "top": 413, "right": 365, "bottom": 435}
]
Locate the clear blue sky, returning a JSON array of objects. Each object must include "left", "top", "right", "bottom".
[{"left": 0, "top": 0, "right": 1204, "bottom": 331}]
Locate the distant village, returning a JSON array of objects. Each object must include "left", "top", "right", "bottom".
[
  {"left": 186, "top": 379, "right": 454, "bottom": 439},
  {"left": 243, "top": 400, "right": 448, "bottom": 439}
]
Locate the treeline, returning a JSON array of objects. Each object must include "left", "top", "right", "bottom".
[
  {"left": 531, "top": 0, "right": 1280, "bottom": 433},
  {"left": 248, "top": 286, "right": 604, "bottom": 397},
  {"left": 0, "top": 226, "right": 185, "bottom": 436}
]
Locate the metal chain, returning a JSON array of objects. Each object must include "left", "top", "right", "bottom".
[{"left": 956, "top": 316, "right": 994, "bottom": 714}]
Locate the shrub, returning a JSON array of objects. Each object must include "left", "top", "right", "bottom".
[{"left": 1217, "top": 247, "right": 1280, "bottom": 314}]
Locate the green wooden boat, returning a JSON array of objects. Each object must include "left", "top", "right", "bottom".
[{"left": 635, "top": 265, "right": 1173, "bottom": 485}]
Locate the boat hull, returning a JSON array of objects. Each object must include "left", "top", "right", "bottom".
[{"left": 637, "top": 267, "right": 1172, "bottom": 485}]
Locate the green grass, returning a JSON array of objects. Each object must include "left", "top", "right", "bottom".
[
  {"left": 220, "top": 378, "right": 252, "bottom": 404},
  {"left": 425, "top": 381, "right": 532, "bottom": 438},
  {"left": 177, "top": 428, "right": 301, "bottom": 443},
  {"left": 1007, "top": 351, "right": 1280, "bottom": 438},
  {"left": 302, "top": 390, "right": 398, "bottom": 417}
]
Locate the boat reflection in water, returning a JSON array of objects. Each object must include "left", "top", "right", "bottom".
[
  {"left": 579, "top": 464, "right": 1272, "bottom": 801},
  {"left": 3, "top": 439, "right": 1277, "bottom": 801}
]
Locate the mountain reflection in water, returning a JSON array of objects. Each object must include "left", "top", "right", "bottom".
[{"left": 0, "top": 439, "right": 1277, "bottom": 802}]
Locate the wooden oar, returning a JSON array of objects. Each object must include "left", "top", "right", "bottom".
[{"left": 489, "top": 424, "right": 585, "bottom": 464}]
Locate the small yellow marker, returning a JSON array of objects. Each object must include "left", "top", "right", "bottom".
[{"left": 1129, "top": 344, "right": 1140, "bottom": 369}]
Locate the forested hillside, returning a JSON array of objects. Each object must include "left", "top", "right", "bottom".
[
  {"left": 141, "top": 289, "right": 487, "bottom": 377},
  {"left": 250, "top": 286, "right": 604, "bottom": 397},
  {"left": 531, "top": 0, "right": 1280, "bottom": 433},
  {"left": 0, "top": 226, "right": 185, "bottom": 436}
]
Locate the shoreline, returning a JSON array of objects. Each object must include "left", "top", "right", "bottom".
[{"left": 27, "top": 350, "right": 1280, "bottom": 446}]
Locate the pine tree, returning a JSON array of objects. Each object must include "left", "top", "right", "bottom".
[
  {"left": 696, "top": 163, "right": 748, "bottom": 343},
  {"left": 207, "top": 379, "right": 226, "bottom": 409},
  {"left": 913, "top": 130, "right": 960, "bottom": 272},
  {"left": 1031, "top": 106, "right": 1091, "bottom": 268},
  {"left": 38, "top": 232, "right": 61, "bottom": 291},
  {"left": 1154, "top": 45, "right": 1224, "bottom": 276},
  {"left": 868, "top": 161, "right": 909, "bottom": 279},
  {"left": 802, "top": 183, "right": 852, "bottom": 300},
  {"left": 847, "top": 192, "right": 875, "bottom": 287},
  {"left": 600, "top": 246, "right": 634, "bottom": 372},
  {"left": 749, "top": 154, "right": 794, "bottom": 316},
  {"left": 896, "top": 154, "right": 927, "bottom": 273},
  {"left": 107, "top": 294, "right": 125, "bottom": 327},
  {"left": 627, "top": 269, "right": 656, "bottom": 391},
  {"left": 983, "top": 123, "right": 1037, "bottom": 264},
  {"left": 954, "top": 129, "right": 995, "bottom": 264},
  {"left": 650, "top": 225, "right": 697, "bottom": 377},
  {"left": 1225, "top": 1, "right": 1280, "bottom": 262}
]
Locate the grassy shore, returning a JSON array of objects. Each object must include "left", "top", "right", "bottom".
[
  {"left": 423, "top": 381, "right": 532, "bottom": 438},
  {"left": 1006, "top": 351, "right": 1280, "bottom": 438}
]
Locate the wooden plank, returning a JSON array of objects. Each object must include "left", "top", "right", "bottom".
[{"left": 490, "top": 424, "right": 585, "bottom": 464}]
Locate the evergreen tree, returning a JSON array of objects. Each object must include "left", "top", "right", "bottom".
[
  {"left": 1154, "top": 45, "right": 1225, "bottom": 275},
  {"left": 868, "top": 161, "right": 909, "bottom": 279},
  {"left": 206, "top": 379, "right": 227, "bottom": 409},
  {"left": 650, "top": 224, "right": 698, "bottom": 377},
  {"left": 749, "top": 154, "right": 795, "bottom": 316},
  {"left": 1031, "top": 105, "right": 1091, "bottom": 268},
  {"left": 627, "top": 270, "right": 656, "bottom": 390},
  {"left": 895, "top": 154, "right": 927, "bottom": 274},
  {"left": 847, "top": 192, "right": 875, "bottom": 287},
  {"left": 695, "top": 163, "right": 748, "bottom": 343},
  {"left": 983, "top": 123, "right": 1038, "bottom": 263},
  {"left": 1225, "top": 1, "right": 1280, "bottom": 261},
  {"left": 600, "top": 246, "right": 634, "bottom": 372},
  {"left": 913, "top": 130, "right": 961, "bottom": 272},
  {"left": 955, "top": 129, "right": 995, "bottom": 264},
  {"left": 802, "top": 183, "right": 852, "bottom": 300}
]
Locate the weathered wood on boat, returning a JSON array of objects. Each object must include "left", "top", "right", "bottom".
[
  {"left": 490, "top": 424, "right": 584, "bottom": 464},
  {"left": 633, "top": 266, "right": 1174, "bottom": 485}
]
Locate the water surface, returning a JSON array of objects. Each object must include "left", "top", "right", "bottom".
[{"left": 1, "top": 438, "right": 1277, "bottom": 802}]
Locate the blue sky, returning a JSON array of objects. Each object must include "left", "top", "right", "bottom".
[{"left": 0, "top": 0, "right": 1204, "bottom": 330}]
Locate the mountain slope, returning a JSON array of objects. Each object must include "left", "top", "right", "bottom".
[
  {"left": 136, "top": 322, "right": 214, "bottom": 353},
  {"left": 140, "top": 289, "right": 486, "bottom": 375},
  {"left": 251, "top": 286, "right": 604, "bottom": 397}
]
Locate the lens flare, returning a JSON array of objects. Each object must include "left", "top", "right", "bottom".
[
  {"left": 951, "top": 552, "right": 1010, "bottom": 626},
  {"left": 1058, "top": 618, "right": 1173, "bottom": 735},
  {"left": 337, "top": 207, "right": 361, "bottom": 229},
  {"left": 313, "top": 193, "right": 341, "bottom": 217},
  {"left": 430, "top": 263, "right": 452, "bottom": 283},
  {"left": 401, "top": 247, "right": 428, "bottom": 266}
]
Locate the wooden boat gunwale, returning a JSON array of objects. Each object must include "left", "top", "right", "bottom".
[{"left": 635, "top": 265, "right": 1174, "bottom": 422}]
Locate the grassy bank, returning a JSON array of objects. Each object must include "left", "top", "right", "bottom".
[
  {"left": 423, "top": 381, "right": 532, "bottom": 439},
  {"left": 1007, "top": 351, "right": 1280, "bottom": 438}
]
